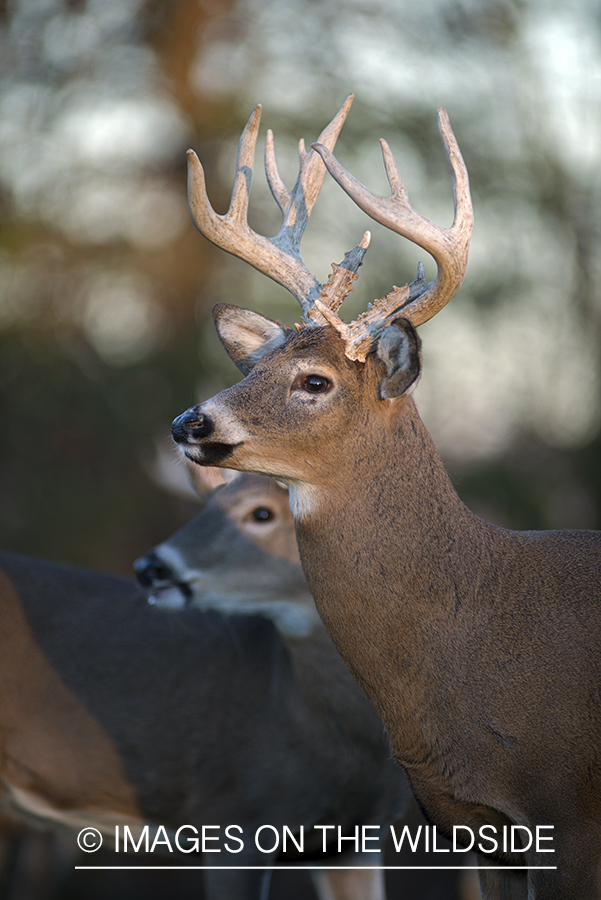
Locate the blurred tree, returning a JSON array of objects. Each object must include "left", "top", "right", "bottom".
[
  {"left": 0, "top": 0, "right": 600, "bottom": 575},
  {"left": 0, "top": 0, "right": 241, "bottom": 571}
]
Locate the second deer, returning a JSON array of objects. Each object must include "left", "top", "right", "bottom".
[{"left": 0, "top": 471, "right": 408, "bottom": 900}]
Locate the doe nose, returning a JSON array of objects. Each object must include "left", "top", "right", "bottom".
[
  {"left": 134, "top": 552, "right": 174, "bottom": 588},
  {"left": 171, "top": 408, "right": 213, "bottom": 443}
]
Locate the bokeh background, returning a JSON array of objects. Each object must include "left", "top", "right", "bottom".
[
  {"left": 1, "top": 0, "right": 600, "bottom": 573},
  {"left": 1, "top": 3, "right": 600, "bottom": 899}
]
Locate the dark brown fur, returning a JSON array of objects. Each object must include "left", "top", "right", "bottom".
[{"left": 0, "top": 472, "right": 407, "bottom": 900}]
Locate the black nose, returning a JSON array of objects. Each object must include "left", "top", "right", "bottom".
[
  {"left": 134, "top": 552, "right": 174, "bottom": 588},
  {"left": 172, "top": 409, "right": 214, "bottom": 443}
]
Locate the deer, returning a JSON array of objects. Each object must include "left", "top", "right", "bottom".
[
  {"left": 134, "top": 470, "right": 316, "bottom": 637},
  {"left": 170, "top": 96, "right": 601, "bottom": 900},
  {"left": 136, "top": 470, "right": 486, "bottom": 900},
  {"left": 0, "top": 475, "right": 409, "bottom": 900}
]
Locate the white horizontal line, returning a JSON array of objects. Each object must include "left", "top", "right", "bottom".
[{"left": 75, "top": 865, "right": 557, "bottom": 871}]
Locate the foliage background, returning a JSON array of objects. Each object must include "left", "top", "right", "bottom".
[{"left": 1, "top": 0, "right": 600, "bottom": 574}]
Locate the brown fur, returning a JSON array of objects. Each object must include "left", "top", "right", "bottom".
[
  {"left": 0, "top": 568, "right": 139, "bottom": 823},
  {"left": 174, "top": 312, "right": 601, "bottom": 899}
]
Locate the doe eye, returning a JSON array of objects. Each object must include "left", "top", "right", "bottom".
[
  {"left": 303, "top": 375, "right": 330, "bottom": 393},
  {"left": 252, "top": 507, "right": 273, "bottom": 522}
]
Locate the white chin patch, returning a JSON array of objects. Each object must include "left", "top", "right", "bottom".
[
  {"left": 191, "top": 596, "right": 319, "bottom": 638},
  {"left": 148, "top": 586, "right": 188, "bottom": 610},
  {"left": 180, "top": 445, "right": 203, "bottom": 464}
]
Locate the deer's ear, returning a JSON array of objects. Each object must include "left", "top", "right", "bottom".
[
  {"left": 375, "top": 317, "right": 421, "bottom": 400},
  {"left": 212, "top": 304, "right": 289, "bottom": 375}
]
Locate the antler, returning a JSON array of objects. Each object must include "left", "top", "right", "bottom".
[
  {"left": 188, "top": 102, "right": 472, "bottom": 364},
  {"left": 187, "top": 95, "right": 369, "bottom": 319},
  {"left": 311, "top": 108, "right": 473, "bottom": 361}
]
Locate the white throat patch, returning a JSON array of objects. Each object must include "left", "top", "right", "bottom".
[{"left": 288, "top": 483, "right": 320, "bottom": 520}]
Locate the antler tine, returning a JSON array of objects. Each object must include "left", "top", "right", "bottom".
[
  {"left": 228, "top": 103, "right": 261, "bottom": 224},
  {"left": 438, "top": 107, "right": 473, "bottom": 238},
  {"left": 188, "top": 98, "right": 355, "bottom": 315},
  {"left": 299, "top": 94, "right": 355, "bottom": 217},
  {"left": 187, "top": 105, "right": 260, "bottom": 244},
  {"left": 264, "top": 129, "right": 290, "bottom": 216},
  {"left": 312, "top": 107, "right": 474, "bottom": 329},
  {"left": 266, "top": 95, "right": 355, "bottom": 263}
]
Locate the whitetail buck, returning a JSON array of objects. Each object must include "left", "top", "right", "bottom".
[
  {"left": 0, "top": 474, "right": 408, "bottom": 900},
  {"left": 171, "top": 97, "right": 601, "bottom": 900}
]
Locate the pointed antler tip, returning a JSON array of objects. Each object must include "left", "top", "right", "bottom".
[
  {"left": 311, "top": 142, "right": 329, "bottom": 162},
  {"left": 186, "top": 149, "right": 203, "bottom": 176},
  {"left": 378, "top": 138, "right": 395, "bottom": 162},
  {"left": 244, "top": 104, "right": 263, "bottom": 130},
  {"left": 313, "top": 298, "right": 346, "bottom": 332},
  {"left": 334, "top": 95, "right": 354, "bottom": 117},
  {"left": 360, "top": 231, "right": 371, "bottom": 249},
  {"left": 313, "top": 298, "right": 347, "bottom": 333}
]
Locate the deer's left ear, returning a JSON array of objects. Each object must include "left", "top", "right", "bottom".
[{"left": 375, "top": 317, "right": 422, "bottom": 399}]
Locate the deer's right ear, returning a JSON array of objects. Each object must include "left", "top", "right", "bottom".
[
  {"left": 212, "top": 304, "right": 289, "bottom": 375},
  {"left": 375, "top": 317, "right": 422, "bottom": 400}
]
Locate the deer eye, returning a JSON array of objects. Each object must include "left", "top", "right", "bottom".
[
  {"left": 252, "top": 507, "right": 274, "bottom": 522},
  {"left": 303, "top": 375, "right": 330, "bottom": 393}
]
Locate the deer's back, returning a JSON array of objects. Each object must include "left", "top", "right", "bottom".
[{"left": 0, "top": 551, "right": 406, "bottom": 838}]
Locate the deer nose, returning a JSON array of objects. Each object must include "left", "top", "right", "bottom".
[
  {"left": 172, "top": 409, "right": 214, "bottom": 443},
  {"left": 134, "top": 552, "right": 174, "bottom": 588}
]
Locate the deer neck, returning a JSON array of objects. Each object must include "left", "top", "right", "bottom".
[
  {"left": 291, "top": 395, "right": 478, "bottom": 577},
  {"left": 290, "top": 396, "right": 492, "bottom": 748}
]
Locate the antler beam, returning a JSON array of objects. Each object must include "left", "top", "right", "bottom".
[
  {"left": 311, "top": 108, "right": 473, "bottom": 342},
  {"left": 187, "top": 95, "right": 366, "bottom": 317},
  {"left": 188, "top": 101, "right": 472, "bottom": 364}
]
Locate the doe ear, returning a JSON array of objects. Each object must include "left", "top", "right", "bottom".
[
  {"left": 213, "top": 304, "right": 289, "bottom": 375},
  {"left": 185, "top": 463, "right": 229, "bottom": 497},
  {"left": 375, "top": 317, "right": 422, "bottom": 400}
]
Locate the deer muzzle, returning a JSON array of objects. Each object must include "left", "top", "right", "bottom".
[
  {"left": 134, "top": 550, "right": 193, "bottom": 609},
  {"left": 172, "top": 409, "right": 214, "bottom": 443}
]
